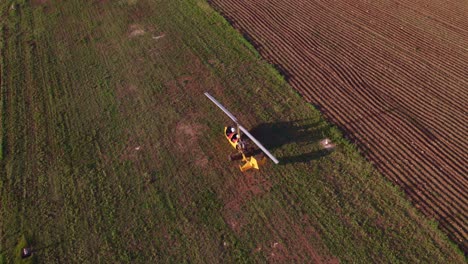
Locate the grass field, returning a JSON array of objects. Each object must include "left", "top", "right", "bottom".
[{"left": 0, "top": 0, "right": 464, "bottom": 262}]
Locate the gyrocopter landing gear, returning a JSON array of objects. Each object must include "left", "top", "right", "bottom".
[
  {"left": 239, "top": 153, "right": 267, "bottom": 172},
  {"left": 228, "top": 151, "right": 266, "bottom": 171},
  {"left": 205, "top": 92, "right": 279, "bottom": 172}
]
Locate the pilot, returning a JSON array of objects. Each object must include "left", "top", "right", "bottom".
[
  {"left": 226, "top": 126, "right": 236, "bottom": 138},
  {"left": 231, "top": 134, "right": 240, "bottom": 143}
]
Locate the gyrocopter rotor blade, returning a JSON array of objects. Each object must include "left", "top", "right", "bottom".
[{"left": 204, "top": 92, "right": 279, "bottom": 164}]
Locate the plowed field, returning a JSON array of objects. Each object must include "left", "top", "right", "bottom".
[{"left": 209, "top": 0, "right": 468, "bottom": 252}]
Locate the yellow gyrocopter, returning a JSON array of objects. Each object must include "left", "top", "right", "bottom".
[{"left": 205, "top": 92, "right": 279, "bottom": 172}]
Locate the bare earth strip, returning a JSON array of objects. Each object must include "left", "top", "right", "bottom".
[{"left": 209, "top": 0, "right": 468, "bottom": 252}]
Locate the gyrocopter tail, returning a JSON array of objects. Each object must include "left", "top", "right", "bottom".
[{"left": 205, "top": 92, "right": 279, "bottom": 172}]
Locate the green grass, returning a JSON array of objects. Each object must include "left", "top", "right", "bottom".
[{"left": 0, "top": 0, "right": 464, "bottom": 262}]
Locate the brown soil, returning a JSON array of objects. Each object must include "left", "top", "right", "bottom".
[
  {"left": 116, "top": 83, "right": 137, "bottom": 101},
  {"left": 128, "top": 24, "right": 146, "bottom": 38},
  {"left": 222, "top": 172, "right": 272, "bottom": 233},
  {"left": 258, "top": 209, "right": 338, "bottom": 263},
  {"left": 209, "top": 0, "right": 468, "bottom": 253},
  {"left": 174, "top": 121, "right": 203, "bottom": 150}
]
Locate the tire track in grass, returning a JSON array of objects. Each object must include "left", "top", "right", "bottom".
[
  {"left": 0, "top": 7, "right": 11, "bottom": 256},
  {"left": 0, "top": 22, "right": 5, "bottom": 163},
  {"left": 2, "top": 2, "right": 31, "bottom": 234}
]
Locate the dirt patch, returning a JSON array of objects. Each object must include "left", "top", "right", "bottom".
[
  {"left": 165, "top": 75, "right": 197, "bottom": 93},
  {"left": 259, "top": 213, "right": 339, "bottom": 263},
  {"left": 222, "top": 172, "right": 272, "bottom": 233},
  {"left": 266, "top": 242, "right": 289, "bottom": 262},
  {"left": 173, "top": 120, "right": 210, "bottom": 168},
  {"left": 128, "top": 24, "right": 146, "bottom": 38},
  {"left": 195, "top": 156, "right": 209, "bottom": 167},
  {"left": 119, "top": 135, "right": 142, "bottom": 162},
  {"left": 164, "top": 50, "right": 226, "bottom": 96},
  {"left": 115, "top": 127, "right": 162, "bottom": 179},
  {"left": 174, "top": 121, "right": 203, "bottom": 150},
  {"left": 207, "top": 58, "right": 226, "bottom": 71},
  {"left": 116, "top": 83, "right": 138, "bottom": 101},
  {"left": 163, "top": 75, "right": 200, "bottom": 108}
]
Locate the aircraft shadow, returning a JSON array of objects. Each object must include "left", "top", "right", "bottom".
[{"left": 249, "top": 119, "right": 330, "bottom": 165}]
